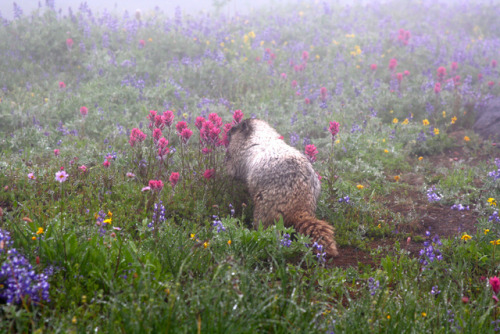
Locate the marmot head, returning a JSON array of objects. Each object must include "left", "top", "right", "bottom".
[{"left": 225, "top": 119, "right": 255, "bottom": 178}]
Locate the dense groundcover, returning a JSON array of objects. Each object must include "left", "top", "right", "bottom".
[{"left": 1, "top": 0, "right": 500, "bottom": 332}]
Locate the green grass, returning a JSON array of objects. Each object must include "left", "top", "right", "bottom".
[{"left": 0, "top": 0, "right": 500, "bottom": 332}]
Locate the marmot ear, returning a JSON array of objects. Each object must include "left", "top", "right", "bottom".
[{"left": 240, "top": 119, "right": 252, "bottom": 138}]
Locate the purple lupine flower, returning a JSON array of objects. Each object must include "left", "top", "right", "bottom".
[
  {"left": 0, "top": 247, "right": 51, "bottom": 304},
  {"left": 431, "top": 285, "right": 441, "bottom": 295},
  {"left": 280, "top": 233, "right": 292, "bottom": 248},
  {"left": 426, "top": 186, "right": 441, "bottom": 202},
  {"left": 212, "top": 216, "right": 226, "bottom": 233},
  {"left": 148, "top": 201, "right": 166, "bottom": 230},
  {"left": 368, "top": 277, "right": 380, "bottom": 296}
]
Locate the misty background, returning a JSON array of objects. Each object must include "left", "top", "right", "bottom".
[{"left": 1, "top": 0, "right": 299, "bottom": 19}]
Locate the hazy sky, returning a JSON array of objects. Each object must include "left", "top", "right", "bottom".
[{"left": 1, "top": 0, "right": 293, "bottom": 19}]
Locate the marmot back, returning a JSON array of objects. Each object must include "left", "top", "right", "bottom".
[{"left": 226, "top": 119, "right": 339, "bottom": 257}]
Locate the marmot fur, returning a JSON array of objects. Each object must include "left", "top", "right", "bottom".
[{"left": 226, "top": 118, "right": 339, "bottom": 257}]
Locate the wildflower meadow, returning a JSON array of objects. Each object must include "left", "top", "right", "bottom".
[{"left": 1, "top": 0, "right": 500, "bottom": 332}]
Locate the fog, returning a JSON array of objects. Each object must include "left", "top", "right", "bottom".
[{"left": 1, "top": 0, "right": 297, "bottom": 19}]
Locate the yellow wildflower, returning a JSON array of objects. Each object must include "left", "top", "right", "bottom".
[
  {"left": 461, "top": 234, "right": 472, "bottom": 241},
  {"left": 402, "top": 118, "right": 409, "bottom": 125},
  {"left": 394, "top": 175, "right": 400, "bottom": 182},
  {"left": 434, "top": 128, "right": 440, "bottom": 135},
  {"left": 418, "top": 156, "right": 423, "bottom": 161},
  {"left": 464, "top": 136, "right": 470, "bottom": 142},
  {"left": 377, "top": 224, "right": 381, "bottom": 228},
  {"left": 392, "top": 118, "right": 398, "bottom": 124},
  {"left": 387, "top": 315, "right": 391, "bottom": 320},
  {"left": 190, "top": 233, "right": 196, "bottom": 240},
  {"left": 356, "top": 184, "right": 364, "bottom": 190},
  {"left": 32, "top": 236, "right": 37, "bottom": 241},
  {"left": 227, "top": 240, "right": 232, "bottom": 245},
  {"left": 422, "top": 119, "right": 430, "bottom": 126},
  {"left": 36, "top": 227, "right": 44, "bottom": 235},
  {"left": 451, "top": 116, "right": 457, "bottom": 124},
  {"left": 384, "top": 149, "right": 389, "bottom": 153},
  {"left": 389, "top": 110, "right": 394, "bottom": 114},
  {"left": 203, "top": 241, "right": 209, "bottom": 249},
  {"left": 421, "top": 312, "right": 427, "bottom": 317},
  {"left": 442, "top": 111, "right": 446, "bottom": 118},
  {"left": 484, "top": 229, "right": 490, "bottom": 235},
  {"left": 488, "top": 198, "right": 497, "bottom": 206}
]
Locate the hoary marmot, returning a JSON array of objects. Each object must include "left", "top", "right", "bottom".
[{"left": 225, "top": 118, "right": 339, "bottom": 257}]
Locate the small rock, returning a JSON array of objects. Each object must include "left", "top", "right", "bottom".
[{"left": 473, "top": 97, "right": 500, "bottom": 141}]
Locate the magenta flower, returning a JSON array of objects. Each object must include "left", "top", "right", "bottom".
[
  {"left": 302, "top": 51, "right": 309, "bottom": 61},
  {"left": 491, "top": 277, "right": 500, "bottom": 294},
  {"left": 221, "top": 123, "right": 233, "bottom": 147},
  {"left": 66, "top": 38, "right": 74, "bottom": 50},
  {"left": 147, "top": 110, "right": 157, "bottom": 122},
  {"left": 370, "top": 64, "right": 377, "bottom": 71},
  {"left": 148, "top": 180, "right": 164, "bottom": 190},
  {"left": 55, "top": 170, "right": 69, "bottom": 183},
  {"left": 157, "top": 137, "right": 169, "bottom": 157},
  {"left": 54, "top": 149, "right": 60, "bottom": 157},
  {"left": 492, "top": 60, "right": 497, "bottom": 68},
  {"left": 179, "top": 127, "right": 193, "bottom": 144},
  {"left": 203, "top": 169, "right": 215, "bottom": 180},
  {"left": 451, "top": 61, "right": 458, "bottom": 72},
  {"left": 320, "top": 87, "right": 328, "bottom": 101},
  {"left": 169, "top": 172, "right": 180, "bottom": 187},
  {"left": 208, "top": 113, "right": 223, "bottom": 127},
  {"left": 59, "top": 81, "right": 66, "bottom": 89},
  {"left": 305, "top": 144, "right": 318, "bottom": 163},
  {"left": 304, "top": 98, "right": 311, "bottom": 105},
  {"left": 28, "top": 173, "right": 36, "bottom": 180},
  {"left": 175, "top": 121, "right": 188, "bottom": 134},
  {"left": 195, "top": 116, "right": 206, "bottom": 130},
  {"left": 126, "top": 172, "right": 135, "bottom": 178},
  {"left": 141, "top": 186, "right": 151, "bottom": 192},
  {"left": 291, "top": 80, "right": 297, "bottom": 88},
  {"left": 162, "top": 110, "right": 175, "bottom": 127},
  {"left": 232, "top": 110, "right": 244, "bottom": 124},
  {"left": 103, "top": 160, "right": 110, "bottom": 168},
  {"left": 129, "top": 128, "right": 147, "bottom": 147},
  {"left": 79, "top": 165, "right": 87, "bottom": 173},
  {"left": 329, "top": 121, "right": 340, "bottom": 138},
  {"left": 434, "top": 82, "right": 442, "bottom": 94},
  {"left": 396, "top": 72, "right": 403, "bottom": 83},
  {"left": 388, "top": 58, "right": 397, "bottom": 71},
  {"left": 488, "top": 81, "right": 495, "bottom": 87},
  {"left": 280, "top": 72, "right": 287, "bottom": 79},
  {"left": 153, "top": 128, "right": 162, "bottom": 142},
  {"left": 139, "top": 39, "right": 145, "bottom": 48},
  {"left": 200, "top": 121, "right": 219, "bottom": 145},
  {"left": 397, "top": 29, "right": 411, "bottom": 45},
  {"left": 437, "top": 66, "right": 447, "bottom": 81},
  {"left": 80, "top": 106, "right": 88, "bottom": 117}
]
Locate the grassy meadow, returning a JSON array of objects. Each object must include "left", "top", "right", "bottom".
[{"left": 1, "top": 0, "right": 500, "bottom": 332}]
